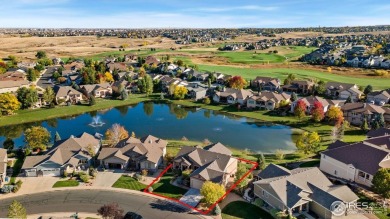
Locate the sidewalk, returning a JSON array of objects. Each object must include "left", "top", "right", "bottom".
[{"left": 27, "top": 212, "right": 100, "bottom": 219}]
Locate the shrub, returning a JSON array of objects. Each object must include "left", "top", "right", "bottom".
[
  {"left": 80, "top": 175, "right": 90, "bottom": 183},
  {"left": 374, "top": 70, "right": 389, "bottom": 76},
  {"left": 89, "top": 168, "right": 97, "bottom": 177},
  {"left": 172, "top": 169, "right": 182, "bottom": 176},
  {"left": 1, "top": 185, "right": 13, "bottom": 194},
  {"left": 254, "top": 198, "right": 263, "bottom": 207},
  {"left": 203, "top": 97, "right": 211, "bottom": 104}
]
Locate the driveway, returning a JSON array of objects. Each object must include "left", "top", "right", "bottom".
[
  {"left": 179, "top": 188, "right": 203, "bottom": 207},
  {"left": 16, "top": 176, "right": 58, "bottom": 195},
  {"left": 93, "top": 170, "right": 123, "bottom": 187},
  {"left": 36, "top": 66, "right": 57, "bottom": 89},
  {"left": 0, "top": 189, "right": 203, "bottom": 219}
]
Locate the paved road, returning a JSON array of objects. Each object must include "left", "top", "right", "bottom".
[
  {"left": 0, "top": 189, "right": 203, "bottom": 219},
  {"left": 37, "top": 66, "right": 57, "bottom": 89}
]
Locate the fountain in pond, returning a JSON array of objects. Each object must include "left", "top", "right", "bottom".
[{"left": 89, "top": 116, "right": 105, "bottom": 127}]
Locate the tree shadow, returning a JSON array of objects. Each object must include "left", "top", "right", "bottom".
[{"left": 149, "top": 199, "right": 190, "bottom": 213}]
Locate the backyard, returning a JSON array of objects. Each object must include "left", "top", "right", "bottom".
[{"left": 222, "top": 201, "right": 273, "bottom": 219}]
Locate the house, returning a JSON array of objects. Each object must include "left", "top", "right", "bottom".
[
  {"left": 0, "top": 70, "right": 30, "bottom": 93},
  {"left": 0, "top": 149, "right": 8, "bottom": 188},
  {"left": 97, "top": 135, "right": 167, "bottom": 172},
  {"left": 62, "top": 61, "right": 84, "bottom": 72},
  {"left": 290, "top": 96, "right": 344, "bottom": 114},
  {"left": 247, "top": 91, "right": 290, "bottom": 110},
  {"left": 367, "top": 127, "right": 390, "bottom": 138},
  {"left": 107, "top": 62, "right": 129, "bottom": 73},
  {"left": 186, "top": 82, "right": 208, "bottom": 100},
  {"left": 173, "top": 143, "right": 237, "bottom": 189},
  {"left": 341, "top": 103, "right": 388, "bottom": 126},
  {"left": 282, "top": 80, "right": 314, "bottom": 95},
  {"left": 22, "top": 133, "right": 101, "bottom": 177},
  {"left": 54, "top": 86, "right": 83, "bottom": 105},
  {"left": 325, "top": 82, "right": 362, "bottom": 101},
  {"left": 213, "top": 88, "right": 253, "bottom": 105},
  {"left": 254, "top": 164, "right": 358, "bottom": 218},
  {"left": 216, "top": 74, "right": 232, "bottom": 85},
  {"left": 320, "top": 135, "right": 390, "bottom": 187},
  {"left": 52, "top": 58, "right": 62, "bottom": 65},
  {"left": 144, "top": 56, "right": 160, "bottom": 66},
  {"left": 366, "top": 89, "right": 390, "bottom": 106},
  {"left": 80, "top": 83, "right": 112, "bottom": 99},
  {"left": 124, "top": 53, "right": 138, "bottom": 63},
  {"left": 251, "top": 77, "right": 280, "bottom": 91}
]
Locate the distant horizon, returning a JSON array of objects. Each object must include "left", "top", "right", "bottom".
[{"left": 1, "top": 0, "right": 390, "bottom": 28}]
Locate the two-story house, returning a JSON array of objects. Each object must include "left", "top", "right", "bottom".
[
  {"left": 213, "top": 88, "right": 253, "bottom": 105},
  {"left": 366, "top": 89, "right": 390, "bottom": 106},
  {"left": 54, "top": 86, "right": 83, "bottom": 105},
  {"left": 341, "top": 103, "right": 388, "bottom": 126},
  {"left": 290, "top": 96, "right": 344, "bottom": 114},
  {"left": 251, "top": 76, "right": 281, "bottom": 91},
  {"left": 247, "top": 91, "right": 290, "bottom": 110},
  {"left": 325, "top": 82, "right": 363, "bottom": 101},
  {"left": 282, "top": 80, "right": 314, "bottom": 95}
]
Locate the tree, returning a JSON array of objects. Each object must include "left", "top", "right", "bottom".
[
  {"left": 89, "top": 96, "right": 96, "bottom": 106},
  {"left": 121, "top": 89, "right": 128, "bottom": 100},
  {"left": 257, "top": 153, "right": 266, "bottom": 170},
  {"left": 228, "top": 76, "right": 247, "bottom": 89},
  {"left": 131, "top": 132, "right": 136, "bottom": 138},
  {"left": 315, "top": 80, "right": 326, "bottom": 95},
  {"left": 361, "top": 117, "right": 369, "bottom": 132},
  {"left": 3, "top": 138, "right": 14, "bottom": 152},
  {"left": 176, "top": 59, "right": 184, "bottom": 67},
  {"left": 290, "top": 92, "right": 298, "bottom": 102},
  {"left": 138, "top": 74, "right": 153, "bottom": 96},
  {"left": 35, "top": 50, "right": 47, "bottom": 59},
  {"left": 378, "top": 114, "right": 386, "bottom": 128},
  {"left": 55, "top": 131, "right": 61, "bottom": 142},
  {"left": 200, "top": 181, "right": 226, "bottom": 205},
  {"left": 284, "top": 74, "right": 296, "bottom": 85},
  {"left": 327, "top": 106, "right": 344, "bottom": 127},
  {"left": 363, "top": 85, "right": 373, "bottom": 95},
  {"left": 24, "top": 126, "right": 51, "bottom": 151},
  {"left": 43, "top": 87, "right": 55, "bottom": 105},
  {"left": 7, "top": 200, "right": 26, "bottom": 219},
  {"left": 296, "top": 131, "right": 321, "bottom": 154},
  {"left": 372, "top": 168, "right": 390, "bottom": 198},
  {"left": 345, "top": 95, "right": 353, "bottom": 104},
  {"left": 275, "top": 149, "right": 285, "bottom": 160},
  {"left": 311, "top": 101, "right": 324, "bottom": 122},
  {"left": 104, "top": 72, "right": 114, "bottom": 83},
  {"left": 16, "top": 87, "right": 38, "bottom": 109},
  {"left": 235, "top": 163, "right": 249, "bottom": 190},
  {"left": 203, "top": 97, "right": 211, "bottom": 104},
  {"left": 0, "top": 93, "right": 21, "bottom": 115},
  {"left": 97, "top": 202, "right": 124, "bottom": 219},
  {"left": 173, "top": 86, "right": 188, "bottom": 100},
  {"left": 105, "top": 124, "right": 129, "bottom": 146},
  {"left": 27, "top": 69, "right": 39, "bottom": 81},
  {"left": 294, "top": 99, "right": 306, "bottom": 120},
  {"left": 138, "top": 67, "right": 146, "bottom": 78}
]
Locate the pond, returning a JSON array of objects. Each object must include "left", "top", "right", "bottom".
[{"left": 0, "top": 102, "right": 297, "bottom": 153}]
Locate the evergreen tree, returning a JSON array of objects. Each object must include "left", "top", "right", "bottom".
[
  {"left": 361, "top": 117, "right": 369, "bottom": 132},
  {"left": 345, "top": 95, "right": 353, "bottom": 103},
  {"left": 89, "top": 96, "right": 96, "bottom": 106},
  {"left": 290, "top": 92, "right": 298, "bottom": 102},
  {"left": 54, "top": 131, "right": 61, "bottom": 142}
]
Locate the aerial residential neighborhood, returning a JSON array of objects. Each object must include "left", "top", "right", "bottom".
[{"left": 0, "top": 1, "right": 390, "bottom": 219}]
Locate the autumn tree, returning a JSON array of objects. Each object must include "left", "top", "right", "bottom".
[
  {"left": 311, "top": 101, "right": 324, "bottom": 122},
  {"left": 138, "top": 67, "right": 146, "bottom": 78},
  {"left": 16, "top": 87, "right": 38, "bottom": 109},
  {"left": 0, "top": 93, "right": 21, "bottom": 115},
  {"left": 173, "top": 86, "right": 188, "bottom": 100},
  {"left": 43, "top": 86, "right": 55, "bottom": 105},
  {"left": 7, "top": 200, "right": 26, "bottom": 219},
  {"left": 104, "top": 72, "right": 114, "bottom": 83},
  {"left": 97, "top": 202, "right": 124, "bottom": 219},
  {"left": 372, "top": 168, "right": 390, "bottom": 198},
  {"left": 327, "top": 106, "right": 344, "bottom": 127},
  {"left": 200, "top": 181, "right": 226, "bottom": 205},
  {"left": 296, "top": 131, "right": 321, "bottom": 154},
  {"left": 138, "top": 74, "right": 153, "bottom": 96},
  {"left": 24, "top": 126, "right": 51, "bottom": 151},
  {"left": 228, "top": 76, "right": 247, "bottom": 89},
  {"left": 105, "top": 123, "right": 129, "bottom": 146},
  {"left": 294, "top": 99, "right": 306, "bottom": 120}
]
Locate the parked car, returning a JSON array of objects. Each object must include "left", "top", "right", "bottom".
[{"left": 124, "top": 212, "right": 143, "bottom": 219}]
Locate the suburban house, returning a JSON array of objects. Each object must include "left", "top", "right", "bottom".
[
  {"left": 173, "top": 143, "right": 237, "bottom": 189},
  {"left": 282, "top": 80, "right": 314, "bottom": 95},
  {"left": 320, "top": 135, "right": 390, "bottom": 187},
  {"left": 0, "top": 70, "right": 30, "bottom": 93},
  {"left": 254, "top": 164, "right": 358, "bottom": 218},
  {"left": 366, "top": 89, "right": 390, "bottom": 106},
  {"left": 290, "top": 96, "right": 344, "bottom": 114},
  {"left": 213, "top": 88, "right": 253, "bottom": 105},
  {"left": 107, "top": 62, "right": 129, "bottom": 73},
  {"left": 247, "top": 91, "right": 290, "bottom": 110},
  {"left": 186, "top": 82, "right": 208, "bottom": 101},
  {"left": 97, "top": 135, "right": 167, "bottom": 172},
  {"left": 54, "top": 85, "right": 83, "bottom": 105},
  {"left": 124, "top": 53, "right": 138, "bottom": 63},
  {"left": 80, "top": 83, "right": 112, "bottom": 99},
  {"left": 22, "top": 133, "right": 101, "bottom": 177},
  {"left": 341, "top": 103, "right": 389, "bottom": 126},
  {"left": 251, "top": 76, "right": 281, "bottom": 91},
  {"left": 0, "top": 149, "right": 8, "bottom": 188},
  {"left": 62, "top": 61, "right": 85, "bottom": 72},
  {"left": 325, "top": 82, "right": 363, "bottom": 101},
  {"left": 144, "top": 56, "right": 160, "bottom": 66}
]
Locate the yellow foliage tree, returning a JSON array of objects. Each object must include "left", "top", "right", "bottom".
[
  {"left": 296, "top": 131, "right": 321, "bottom": 154},
  {"left": 24, "top": 126, "right": 51, "bottom": 151},
  {"left": 200, "top": 181, "right": 226, "bottom": 205},
  {"left": 173, "top": 86, "right": 188, "bottom": 100},
  {"left": 327, "top": 106, "right": 343, "bottom": 121},
  {"left": 105, "top": 123, "right": 129, "bottom": 146},
  {"left": 139, "top": 67, "right": 146, "bottom": 78},
  {"left": 327, "top": 67, "right": 332, "bottom": 72},
  {"left": 104, "top": 72, "right": 114, "bottom": 83},
  {"left": 0, "top": 93, "right": 21, "bottom": 115}
]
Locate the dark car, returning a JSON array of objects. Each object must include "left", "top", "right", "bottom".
[{"left": 124, "top": 212, "right": 143, "bottom": 219}]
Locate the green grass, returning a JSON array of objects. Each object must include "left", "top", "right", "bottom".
[
  {"left": 299, "top": 159, "right": 320, "bottom": 168},
  {"left": 53, "top": 180, "right": 79, "bottom": 188},
  {"left": 112, "top": 172, "right": 187, "bottom": 199},
  {"left": 198, "top": 65, "right": 390, "bottom": 90},
  {"left": 222, "top": 201, "right": 273, "bottom": 219},
  {"left": 217, "top": 51, "right": 286, "bottom": 64}
]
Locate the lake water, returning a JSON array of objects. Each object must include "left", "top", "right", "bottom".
[{"left": 0, "top": 102, "right": 296, "bottom": 153}]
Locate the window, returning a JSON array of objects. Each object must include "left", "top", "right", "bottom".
[
  {"left": 358, "top": 171, "right": 365, "bottom": 178},
  {"left": 334, "top": 170, "right": 337, "bottom": 175}
]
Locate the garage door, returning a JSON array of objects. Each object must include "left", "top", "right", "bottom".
[
  {"left": 42, "top": 169, "right": 61, "bottom": 176},
  {"left": 190, "top": 178, "right": 204, "bottom": 189},
  {"left": 108, "top": 163, "right": 122, "bottom": 169}
]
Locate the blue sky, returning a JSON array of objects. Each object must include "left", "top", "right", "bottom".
[{"left": 1, "top": 0, "right": 390, "bottom": 28}]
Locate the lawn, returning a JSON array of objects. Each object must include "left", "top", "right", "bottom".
[
  {"left": 222, "top": 201, "right": 272, "bottom": 219},
  {"left": 198, "top": 65, "right": 390, "bottom": 90},
  {"left": 53, "top": 180, "right": 79, "bottom": 188},
  {"left": 112, "top": 172, "right": 187, "bottom": 199},
  {"left": 299, "top": 159, "right": 320, "bottom": 168}
]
